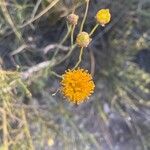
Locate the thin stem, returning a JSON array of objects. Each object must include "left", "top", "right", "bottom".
[
  {"left": 73, "top": 47, "right": 84, "bottom": 69},
  {"left": 17, "top": 79, "right": 32, "bottom": 97},
  {"left": 31, "top": 0, "right": 42, "bottom": 19},
  {"left": 45, "top": 24, "right": 72, "bottom": 72},
  {"left": 52, "top": 24, "right": 72, "bottom": 58},
  {"left": 71, "top": 25, "right": 75, "bottom": 46},
  {"left": 89, "top": 23, "right": 99, "bottom": 36},
  {"left": 21, "top": 108, "right": 34, "bottom": 150},
  {"left": 55, "top": 44, "right": 77, "bottom": 65},
  {"left": 19, "top": 0, "right": 60, "bottom": 28},
  {"left": 51, "top": 71, "right": 62, "bottom": 78},
  {"left": 79, "top": 0, "right": 90, "bottom": 32},
  {"left": 61, "top": 24, "right": 72, "bottom": 45},
  {"left": 2, "top": 103, "right": 8, "bottom": 150},
  {"left": 1, "top": 0, "right": 23, "bottom": 42}
]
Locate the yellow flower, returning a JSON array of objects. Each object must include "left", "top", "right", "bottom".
[
  {"left": 96, "top": 9, "right": 111, "bottom": 26},
  {"left": 76, "top": 32, "right": 91, "bottom": 47},
  {"left": 67, "top": 13, "right": 79, "bottom": 25},
  {"left": 61, "top": 68, "right": 95, "bottom": 104}
]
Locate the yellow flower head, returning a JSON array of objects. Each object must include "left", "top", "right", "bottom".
[
  {"left": 96, "top": 9, "right": 111, "bottom": 26},
  {"left": 61, "top": 68, "right": 95, "bottom": 104},
  {"left": 67, "top": 13, "right": 79, "bottom": 25},
  {"left": 76, "top": 32, "right": 91, "bottom": 47}
]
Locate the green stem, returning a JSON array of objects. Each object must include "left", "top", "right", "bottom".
[
  {"left": 79, "top": 0, "right": 90, "bottom": 32},
  {"left": 71, "top": 25, "right": 75, "bottom": 46},
  {"left": 61, "top": 24, "right": 72, "bottom": 44},
  {"left": 55, "top": 44, "right": 77, "bottom": 65},
  {"left": 21, "top": 108, "right": 34, "bottom": 150},
  {"left": 17, "top": 79, "right": 32, "bottom": 97},
  {"left": 52, "top": 24, "right": 72, "bottom": 58},
  {"left": 73, "top": 47, "right": 84, "bottom": 69},
  {"left": 51, "top": 71, "right": 62, "bottom": 78},
  {"left": 89, "top": 23, "right": 99, "bottom": 36}
]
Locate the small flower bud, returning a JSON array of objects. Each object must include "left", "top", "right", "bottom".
[
  {"left": 76, "top": 32, "right": 91, "bottom": 47},
  {"left": 67, "top": 13, "right": 79, "bottom": 25},
  {"left": 95, "top": 9, "right": 111, "bottom": 26}
]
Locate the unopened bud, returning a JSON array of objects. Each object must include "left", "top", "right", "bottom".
[
  {"left": 76, "top": 32, "right": 91, "bottom": 47},
  {"left": 67, "top": 14, "right": 79, "bottom": 25}
]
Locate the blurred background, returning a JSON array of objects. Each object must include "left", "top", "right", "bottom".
[{"left": 0, "top": 0, "right": 150, "bottom": 149}]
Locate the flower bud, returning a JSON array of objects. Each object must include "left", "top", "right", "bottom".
[
  {"left": 96, "top": 9, "right": 111, "bottom": 26},
  {"left": 67, "top": 14, "right": 79, "bottom": 25},
  {"left": 76, "top": 32, "right": 91, "bottom": 47}
]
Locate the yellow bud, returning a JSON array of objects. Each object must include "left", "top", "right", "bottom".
[
  {"left": 76, "top": 32, "right": 91, "bottom": 47},
  {"left": 96, "top": 9, "right": 111, "bottom": 26},
  {"left": 67, "top": 14, "right": 79, "bottom": 25},
  {"left": 47, "top": 138, "right": 54, "bottom": 146}
]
